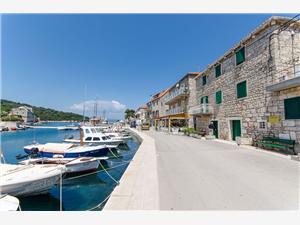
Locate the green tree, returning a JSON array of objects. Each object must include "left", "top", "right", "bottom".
[{"left": 124, "top": 109, "right": 135, "bottom": 119}]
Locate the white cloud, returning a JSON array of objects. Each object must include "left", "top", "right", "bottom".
[{"left": 70, "top": 100, "right": 126, "bottom": 119}]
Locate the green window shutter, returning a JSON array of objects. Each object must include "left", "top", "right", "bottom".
[
  {"left": 205, "top": 96, "right": 208, "bottom": 103},
  {"left": 200, "top": 97, "right": 204, "bottom": 104},
  {"left": 202, "top": 75, "right": 207, "bottom": 86},
  {"left": 215, "top": 90, "right": 222, "bottom": 104},
  {"left": 284, "top": 97, "right": 300, "bottom": 119},
  {"left": 237, "top": 81, "right": 247, "bottom": 98},
  {"left": 236, "top": 47, "right": 245, "bottom": 65},
  {"left": 200, "top": 96, "right": 208, "bottom": 104},
  {"left": 215, "top": 64, "right": 221, "bottom": 77}
]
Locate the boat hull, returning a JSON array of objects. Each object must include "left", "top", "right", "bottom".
[
  {"left": 0, "top": 173, "right": 61, "bottom": 197},
  {"left": 39, "top": 147, "right": 109, "bottom": 158}
]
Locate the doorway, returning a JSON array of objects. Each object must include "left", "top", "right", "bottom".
[
  {"left": 211, "top": 120, "right": 218, "bottom": 138},
  {"left": 231, "top": 120, "right": 241, "bottom": 141}
]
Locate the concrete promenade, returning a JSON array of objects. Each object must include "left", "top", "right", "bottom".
[
  {"left": 104, "top": 128, "right": 159, "bottom": 210},
  {"left": 149, "top": 130, "right": 299, "bottom": 210},
  {"left": 104, "top": 129, "right": 299, "bottom": 210}
]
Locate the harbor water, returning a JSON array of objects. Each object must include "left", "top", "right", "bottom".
[{"left": 0, "top": 122, "right": 140, "bottom": 211}]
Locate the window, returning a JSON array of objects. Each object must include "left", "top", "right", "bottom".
[
  {"left": 215, "top": 64, "right": 222, "bottom": 77},
  {"left": 96, "top": 128, "right": 101, "bottom": 133},
  {"left": 215, "top": 90, "right": 222, "bottom": 104},
  {"left": 202, "top": 75, "right": 207, "bottom": 86},
  {"left": 91, "top": 128, "right": 96, "bottom": 133},
  {"left": 237, "top": 80, "right": 247, "bottom": 99},
  {"left": 102, "top": 136, "right": 107, "bottom": 140},
  {"left": 85, "top": 137, "right": 92, "bottom": 141},
  {"left": 258, "top": 121, "right": 267, "bottom": 130},
  {"left": 236, "top": 47, "right": 245, "bottom": 65},
  {"left": 85, "top": 129, "right": 90, "bottom": 133},
  {"left": 200, "top": 96, "right": 209, "bottom": 104},
  {"left": 106, "top": 136, "right": 111, "bottom": 139},
  {"left": 284, "top": 97, "right": 300, "bottom": 119},
  {"left": 93, "top": 137, "right": 100, "bottom": 141}
]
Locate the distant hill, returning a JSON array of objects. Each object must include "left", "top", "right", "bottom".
[{"left": 1, "top": 99, "right": 85, "bottom": 121}]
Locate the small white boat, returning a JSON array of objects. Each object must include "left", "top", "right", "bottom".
[
  {"left": 104, "top": 132, "right": 132, "bottom": 141},
  {"left": 57, "top": 126, "right": 79, "bottom": 131},
  {"left": 0, "top": 163, "right": 65, "bottom": 197},
  {"left": 64, "top": 126, "right": 125, "bottom": 146},
  {"left": 19, "top": 156, "right": 108, "bottom": 174},
  {"left": 0, "top": 194, "right": 20, "bottom": 211}
]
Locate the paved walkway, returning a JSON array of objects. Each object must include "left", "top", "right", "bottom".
[{"left": 147, "top": 130, "right": 299, "bottom": 210}]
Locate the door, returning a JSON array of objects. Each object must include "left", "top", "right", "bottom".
[
  {"left": 212, "top": 120, "right": 218, "bottom": 138},
  {"left": 232, "top": 120, "right": 241, "bottom": 141}
]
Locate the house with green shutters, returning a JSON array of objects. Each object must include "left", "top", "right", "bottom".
[{"left": 189, "top": 16, "right": 300, "bottom": 153}]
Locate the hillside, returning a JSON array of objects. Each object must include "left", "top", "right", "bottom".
[{"left": 1, "top": 99, "right": 85, "bottom": 121}]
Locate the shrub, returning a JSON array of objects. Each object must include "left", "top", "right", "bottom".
[{"left": 182, "top": 127, "right": 195, "bottom": 136}]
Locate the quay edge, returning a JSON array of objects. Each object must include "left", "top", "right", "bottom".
[{"left": 103, "top": 128, "right": 159, "bottom": 210}]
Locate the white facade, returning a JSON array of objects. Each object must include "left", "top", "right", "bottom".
[{"left": 10, "top": 106, "right": 37, "bottom": 123}]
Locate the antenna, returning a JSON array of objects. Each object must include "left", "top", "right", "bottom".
[{"left": 83, "top": 84, "right": 87, "bottom": 124}]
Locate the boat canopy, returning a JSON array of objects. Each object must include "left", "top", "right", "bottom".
[{"left": 40, "top": 143, "right": 75, "bottom": 153}]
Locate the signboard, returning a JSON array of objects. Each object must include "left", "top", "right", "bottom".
[{"left": 268, "top": 115, "right": 281, "bottom": 124}]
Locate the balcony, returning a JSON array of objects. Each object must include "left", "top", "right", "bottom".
[
  {"left": 164, "top": 87, "right": 189, "bottom": 105},
  {"left": 188, "top": 104, "right": 214, "bottom": 115},
  {"left": 166, "top": 106, "right": 186, "bottom": 115},
  {"left": 266, "top": 65, "right": 300, "bottom": 92}
]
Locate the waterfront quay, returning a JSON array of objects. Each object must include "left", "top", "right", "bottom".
[{"left": 105, "top": 128, "right": 299, "bottom": 210}]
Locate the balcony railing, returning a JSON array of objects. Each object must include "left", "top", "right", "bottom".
[
  {"left": 266, "top": 64, "right": 300, "bottom": 92},
  {"left": 164, "top": 87, "right": 188, "bottom": 104},
  {"left": 188, "top": 104, "right": 214, "bottom": 115},
  {"left": 166, "top": 106, "right": 186, "bottom": 115}
]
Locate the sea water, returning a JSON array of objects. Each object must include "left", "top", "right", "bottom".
[{"left": 0, "top": 122, "right": 140, "bottom": 211}]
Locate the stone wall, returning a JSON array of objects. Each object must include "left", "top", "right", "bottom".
[{"left": 193, "top": 19, "right": 300, "bottom": 153}]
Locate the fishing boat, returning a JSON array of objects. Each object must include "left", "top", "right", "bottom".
[
  {"left": 19, "top": 156, "right": 108, "bottom": 174},
  {"left": 23, "top": 143, "right": 114, "bottom": 158},
  {"left": 64, "top": 126, "right": 125, "bottom": 146},
  {"left": 0, "top": 194, "right": 20, "bottom": 211},
  {"left": 0, "top": 163, "right": 65, "bottom": 197}
]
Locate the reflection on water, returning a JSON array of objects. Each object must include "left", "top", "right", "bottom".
[
  {"left": 19, "top": 193, "right": 62, "bottom": 211},
  {"left": 1, "top": 122, "right": 140, "bottom": 211}
]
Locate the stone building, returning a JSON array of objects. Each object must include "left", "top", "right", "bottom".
[
  {"left": 160, "top": 72, "right": 199, "bottom": 130},
  {"left": 146, "top": 88, "right": 170, "bottom": 128},
  {"left": 190, "top": 16, "right": 300, "bottom": 153},
  {"left": 135, "top": 105, "right": 150, "bottom": 125},
  {"left": 10, "top": 106, "right": 37, "bottom": 123}
]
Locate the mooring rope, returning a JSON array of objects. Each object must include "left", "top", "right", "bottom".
[
  {"left": 108, "top": 148, "right": 120, "bottom": 159},
  {"left": 87, "top": 191, "right": 114, "bottom": 211},
  {"left": 64, "top": 161, "right": 130, "bottom": 181},
  {"left": 99, "top": 161, "right": 120, "bottom": 185}
]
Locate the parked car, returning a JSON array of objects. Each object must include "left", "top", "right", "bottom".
[{"left": 141, "top": 123, "right": 150, "bottom": 130}]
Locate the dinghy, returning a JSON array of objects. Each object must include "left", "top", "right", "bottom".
[{"left": 0, "top": 194, "right": 20, "bottom": 211}]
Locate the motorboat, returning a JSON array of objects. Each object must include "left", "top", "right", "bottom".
[
  {"left": 23, "top": 143, "right": 115, "bottom": 158},
  {"left": 0, "top": 194, "right": 20, "bottom": 211},
  {"left": 0, "top": 163, "right": 65, "bottom": 197},
  {"left": 19, "top": 156, "right": 108, "bottom": 174},
  {"left": 64, "top": 126, "right": 125, "bottom": 146},
  {"left": 104, "top": 132, "right": 132, "bottom": 141}
]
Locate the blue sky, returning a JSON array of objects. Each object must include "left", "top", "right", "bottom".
[{"left": 1, "top": 14, "right": 292, "bottom": 119}]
